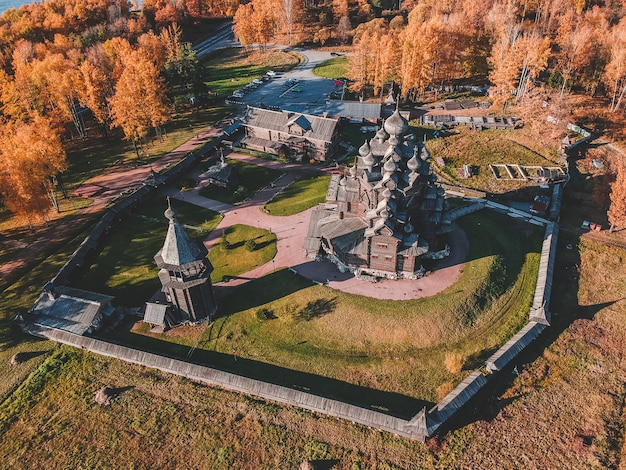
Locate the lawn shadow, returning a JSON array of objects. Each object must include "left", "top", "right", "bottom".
[
  {"left": 217, "top": 269, "right": 314, "bottom": 314},
  {"left": 9, "top": 349, "right": 52, "bottom": 363},
  {"left": 301, "top": 460, "right": 340, "bottom": 470},
  {"left": 100, "top": 324, "right": 431, "bottom": 420},
  {"left": 0, "top": 319, "right": 48, "bottom": 352},
  {"left": 436, "top": 225, "right": 592, "bottom": 434}
]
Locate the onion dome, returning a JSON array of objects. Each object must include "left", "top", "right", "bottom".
[
  {"left": 383, "top": 158, "right": 397, "bottom": 174},
  {"left": 420, "top": 146, "right": 430, "bottom": 161},
  {"left": 384, "top": 144, "right": 395, "bottom": 158},
  {"left": 404, "top": 221, "right": 414, "bottom": 233},
  {"left": 339, "top": 176, "right": 346, "bottom": 186},
  {"left": 379, "top": 208, "right": 390, "bottom": 219},
  {"left": 407, "top": 153, "right": 420, "bottom": 172},
  {"left": 384, "top": 108, "right": 409, "bottom": 137},
  {"left": 362, "top": 152, "right": 375, "bottom": 170},
  {"left": 382, "top": 187, "right": 392, "bottom": 200},
  {"left": 349, "top": 165, "right": 357, "bottom": 178},
  {"left": 164, "top": 198, "right": 176, "bottom": 221},
  {"left": 388, "top": 134, "right": 399, "bottom": 146},
  {"left": 358, "top": 140, "right": 370, "bottom": 157},
  {"left": 375, "top": 125, "right": 389, "bottom": 142}
]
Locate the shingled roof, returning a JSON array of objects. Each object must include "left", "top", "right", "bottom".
[
  {"left": 156, "top": 198, "right": 207, "bottom": 267},
  {"left": 244, "top": 107, "right": 338, "bottom": 143}
]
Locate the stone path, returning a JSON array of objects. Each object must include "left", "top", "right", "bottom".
[{"left": 164, "top": 152, "right": 468, "bottom": 301}]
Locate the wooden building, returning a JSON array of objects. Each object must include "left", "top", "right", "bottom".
[
  {"left": 241, "top": 106, "right": 339, "bottom": 162},
  {"left": 152, "top": 199, "right": 217, "bottom": 323},
  {"left": 203, "top": 155, "right": 240, "bottom": 189},
  {"left": 28, "top": 285, "right": 115, "bottom": 336},
  {"left": 304, "top": 107, "right": 452, "bottom": 280}
]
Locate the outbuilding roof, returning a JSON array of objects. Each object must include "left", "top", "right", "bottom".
[{"left": 244, "top": 107, "right": 338, "bottom": 143}]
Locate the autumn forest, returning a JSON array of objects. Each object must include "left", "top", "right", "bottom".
[{"left": 1, "top": 0, "right": 626, "bottom": 225}]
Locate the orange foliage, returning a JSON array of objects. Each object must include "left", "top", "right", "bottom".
[{"left": 0, "top": 116, "right": 66, "bottom": 219}]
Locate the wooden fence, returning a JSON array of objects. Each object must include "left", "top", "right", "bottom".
[
  {"left": 29, "top": 137, "right": 563, "bottom": 442},
  {"left": 25, "top": 323, "right": 425, "bottom": 442}
]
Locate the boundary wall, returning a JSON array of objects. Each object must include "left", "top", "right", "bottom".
[{"left": 25, "top": 145, "right": 563, "bottom": 441}]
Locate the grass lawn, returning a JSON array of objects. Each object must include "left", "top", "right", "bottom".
[
  {"left": 74, "top": 198, "right": 222, "bottom": 307},
  {"left": 2, "top": 234, "right": 625, "bottom": 468},
  {"left": 63, "top": 107, "right": 229, "bottom": 191},
  {"left": 202, "top": 48, "right": 301, "bottom": 99},
  {"left": 114, "top": 210, "right": 542, "bottom": 414},
  {"left": 424, "top": 126, "right": 559, "bottom": 193},
  {"left": 0, "top": 220, "right": 96, "bottom": 406},
  {"left": 263, "top": 175, "right": 330, "bottom": 216},
  {"left": 312, "top": 57, "right": 349, "bottom": 79},
  {"left": 198, "top": 159, "right": 283, "bottom": 204},
  {"left": 209, "top": 224, "right": 277, "bottom": 283}
]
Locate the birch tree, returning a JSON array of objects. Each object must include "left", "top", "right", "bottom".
[{"left": 0, "top": 116, "right": 67, "bottom": 219}]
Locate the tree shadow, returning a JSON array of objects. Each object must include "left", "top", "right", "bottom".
[{"left": 296, "top": 298, "right": 336, "bottom": 321}]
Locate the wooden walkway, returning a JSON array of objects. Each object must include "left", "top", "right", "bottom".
[{"left": 25, "top": 324, "right": 427, "bottom": 442}]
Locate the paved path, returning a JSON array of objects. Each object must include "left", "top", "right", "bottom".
[
  {"left": 165, "top": 152, "right": 468, "bottom": 301},
  {"left": 0, "top": 116, "right": 236, "bottom": 282}
]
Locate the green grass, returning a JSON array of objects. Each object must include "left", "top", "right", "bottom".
[
  {"left": 114, "top": 210, "right": 542, "bottom": 411},
  {"left": 312, "top": 57, "right": 349, "bottom": 79},
  {"left": 263, "top": 175, "right": 330, "bottom": 216},
  {"left": 0, "top": 346, "right": 440, "bottom": 468},
  {"left": 0, "top": 218, "right": 97, "bottom": 406},
  {"left": 209, "top": 224, "right": 277, "bottom": 283},
  {"left": 202, "top": 48, "right": 301, "bottom": 98},
  {"left": 74, "top": 198, "right": 222, "bottom": 306},
  {"left": 424, "top": 126, "right": 558, "bottom": 193},
  {"left": 198, "top": 158, "right": 283, "bottom": 204},
  {"left": 2, "top": 235, "right": 625, "bottom": 468},
  {"left": 63, "top": 107, "right": 229, "bottom": 191}
]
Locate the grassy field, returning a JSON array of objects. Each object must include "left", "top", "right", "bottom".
[
  {"left": 1, "top": 209, "right": 625, "bottom": 468},
  {"left": 0, "top": 220, "right": 97, "bottom": 407},
  {"left": 73, "top": 199, "right": 222, "bottom": 306},
  {"left": 198, "top": 158, "right": 283, "bottom": 204},
  {"left": 263, "top": 175, "right": 330, "bottom": 216},
  {"left": 209, "top": 224, "right": 277, "bottom": 282},
  {"left": 312, "top": 57, "right": 349, "bottom": 79},
  {"left": 424, "top": 126, "right": 559, "bottom": 193},
  {"left": 203, "top": 48, "right": 301, "bottom": 99},
  {"left": 106, "top": 210, "right": 542, "bottom": 415},
  {"left": 63, "top": 107, "right": 229, "bottom": 191}
]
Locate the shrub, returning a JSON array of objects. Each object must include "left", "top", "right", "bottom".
[
  {"left": 177, "top": 178, "right": 197, "bottom": 191},
  {"left": 437, "top": 381, "right": 455, "bottom": 400},
  {"left": 245, "top": 239, "right": 256, "bottom": 251},
  {"left": 256, "top": 308, "right": 275, "bottom": 320},
  {"left": 220, "top": 235, "right": 231, "bottom": 250},
  {"left": 444, "top": 352, "right": 464, "bottom": 374}
]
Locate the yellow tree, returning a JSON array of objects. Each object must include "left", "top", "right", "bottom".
[
  {"left": 603, "top": 17, "right": 626, "bottom": 112},
  {"left": 108, "top": 50, "right": 170, "bottom": 157},
  {"left": 349, "top": 19, "right": 387, "bottom": 94},
  {"left": 78, "top": 58, "right": 114, "bottom": 137},
  {"left": 0, "top": 115, "right": 67, "bottom": 220},
  {"left": 608, "top": 163, "right": 626, "bottom": 232},
  {"left": 514, "top": 32, "right": 551, "bottom": 102},
  {"left": 233, "top": 3, "right": 257, "bottom": 48}
]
